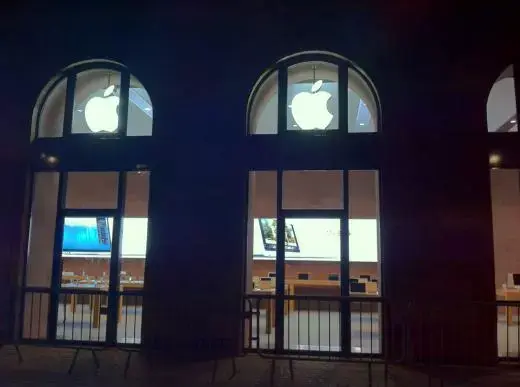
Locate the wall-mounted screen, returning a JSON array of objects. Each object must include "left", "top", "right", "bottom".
[
  {"left": 259, "top": 218, "right": 300, "bottom": 252},
  {"left": 62, "top": 217, "right": 112, "bottom": 253},
  {"left": 62, "top": 217, "right": 148, "bottom": 259},
  {"left": 253, "top": 218, "right": 378, "bottom": 262}
]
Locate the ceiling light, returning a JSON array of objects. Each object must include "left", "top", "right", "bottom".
[
  {"left": 511, "top": 119, "right": 517, "bottom": 124},
  {"left": 359, "top": 123, "right": 365, "bottom": 126},
  {"left": 144, "top": 107, "right": 152, "bottom": 112}
]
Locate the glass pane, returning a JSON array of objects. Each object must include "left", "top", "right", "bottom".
[
  {"left": 37, "top": 77, "right": 67, "bottom": 138},
  {"left": 65, "top": 172, "right": 118, "bottom": 209},
  {"left": 487, "top": 65, "right": 517, "bottom": 133},
  {"left": 283, "top": 218, "right": 341, "bottom": 352},
  {"left": 348, "top": 68, "right": 377, "bottom": 133},
  {"left": 249, "top": 171, "right": 277, "bottom": 349},
  {"left": 59, "top": 216, "right": 113, "bottom": 342},
  {"left": 287, "top": 62, "right": 338, "bottom": 131},
  {"left": 72, "top": 69, "right": 122, "bottom": 135},
  {"left": 23, "top": 172, "right": 59, "bottom": 340},
  {"left": 118, "top": 172, "right": 149, "bottom": 344},
  {"left": 491, "top": 169, "right": 520, "bottom": 357},
  {"left": 348, "top": 170, "right": 381, "bottom": 355},
  {"left": 26, "top": 173, "right": 59, "bottom": 287},
  {"left": 249, "top": 71, "right": 278, "bottom": 134},
  {"left": 282, "top": 170, "right": 343, "bottom": 209},
  {"left": 128, "top": 76, "right": 153, "bottom": 136}
]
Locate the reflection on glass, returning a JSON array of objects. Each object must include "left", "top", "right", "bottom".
[
  {"left": 127, "top": 75, "right": 153, "bottom": 136},
  {"left": 249, "top": 71, "right": 279, "bottom": 134},
  {"left": 348, "top": 68, "right": 377, "bottom": 133},
  {"left": 37, "top": 77, "right": 67, "bottom": 138},
  {"left": 487, "top": 65, "right": 517, "bottom": 133}
]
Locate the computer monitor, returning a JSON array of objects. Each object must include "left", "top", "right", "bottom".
[
  {"left": 260, "top": 277, "right": 272, "bottom": 282},
  {"left": 328, "top": 273, "right": 340, "bottom": 281},
  {"left": 297, "top": 273, "right": 310, "bottom": 280},
  {"left": 350, "top": 282, "right": 366, "bottom": 293},
  {"left": 507, "top": 273, "right": 520, "bottom": 287},
  {"left": 268, "top": 272, "right": 276, "bottom": 278},
  {"left": 349, "top": 278, "right": 359, "bottom": 285}
]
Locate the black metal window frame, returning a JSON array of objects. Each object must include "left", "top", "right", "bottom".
[
  {"left": 246, "top": 51, "right": 381, "bottom": 137},
  {"left": 246, "top": 52, "right": 383, "bottom": 357},
  {"left": 273, "top": 169, "right": 355, "bottom": 356},
  {"left": 21, "top": 169, "right": 150, "bottom": 346},
  {"left": 23, "top": 60, "right": 154, "bottom": 346},
  {"left": 33, "top": 61, "right": 132, "bottom": 140}
]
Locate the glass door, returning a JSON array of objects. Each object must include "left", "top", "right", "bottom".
[
  {"left": 51, "top": 210, "right": 121, "bottom": 343},
  {"left": 280, "top": 216, "right": 344, "bottom": 352},
  {"left": 274, "top": 212, "right": 349, "bottom": 354}
]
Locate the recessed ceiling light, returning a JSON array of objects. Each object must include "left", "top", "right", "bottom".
[
  {"left": 77, "top": 109, "right": 83, "bottom": 113},
  {"left": 511, "top": 119, "right": 517, "bottom": 124},
  {"left": 359, "top": 123, "right": 365, "bottom": 126},
  {"left": 144, "top": 107, "right": 152, "bottom": 111}
]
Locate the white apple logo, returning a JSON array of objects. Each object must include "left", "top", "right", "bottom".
[
  {"left": 84, "top": 85, "right": 120, "bottom": 133},
  {"left": 289, "top": 80, "right": 333, "bottom": 130}
]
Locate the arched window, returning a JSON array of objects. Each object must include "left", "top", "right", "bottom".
[
  {"left": 31, "top": 59, "right": 153, "bottom": 140},
  {"left": 487, "top": 65, "right": 517, "bottom": 132},
  {"left": 247, "top": 51, "right": 379, "bottom": 134}
]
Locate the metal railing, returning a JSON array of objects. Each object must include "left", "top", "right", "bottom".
[
  {"left": 244, "top": 294, "right": 384, "bottom": 358},
  {"left": 18, "top": 289, "right": 520, "bottom": 366},
  {"left": 497, "top": 300, "right": 520, "bottom": 361},
  {"left": 21, "top": 287, "right": 143, "bottom": 346}
]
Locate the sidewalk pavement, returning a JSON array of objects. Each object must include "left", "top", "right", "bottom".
[{"left": 1, "top": 346, "right": 520, "bottom": 386}]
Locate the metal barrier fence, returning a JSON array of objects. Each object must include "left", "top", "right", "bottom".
[
  {"left": 17, "top": 290, "right": 520, "bottom": 366},
  {"left": 244, "top": 294, "right": 384, "bottom": 358},
  {"left": 497, "top": 300, "right": 520, "bottom": 361},
  {"left": 22, "top": 287, "right": 143, "bottom": 346},
  {"left": 243, "top": 295, "right": 520, "bottom": 366}
]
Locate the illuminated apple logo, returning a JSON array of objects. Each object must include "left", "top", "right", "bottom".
[
  {"left": 289, "top": 80, "right": 333, "bottom": 130},
  {"left": 84, "top": 85, "right": 119, "bottom": 133}
]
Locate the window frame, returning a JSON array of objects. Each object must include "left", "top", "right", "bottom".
[
  {"left": 33, "top": 61, "right": 151, "bottom": 140},
  {"left": 247, "top": 51, "right": 381, "bottom": 136}
]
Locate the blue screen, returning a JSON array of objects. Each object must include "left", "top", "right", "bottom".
[{"left": 62, "top": 217, "right": 111, "bottom": 252}]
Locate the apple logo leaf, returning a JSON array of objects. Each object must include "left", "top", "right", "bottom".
[
  {"left": 311, "top": 80, "right": 323, "bottom": 93},
  {"left": 103, "top": 85, "right": 116, "bottom": 97}
]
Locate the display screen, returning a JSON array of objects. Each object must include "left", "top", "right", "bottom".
[
  {"left": 259, "top": 218, "right": 300, "bottom": 252},
  {"left": 62, "top": 217, "right": 112, "bottom": 253},
  {"left": 62, "top": 217, "right": 148, "bottom": 258},
  {"left": 253, "top": 218, "right": 378, "bottom": 262}
]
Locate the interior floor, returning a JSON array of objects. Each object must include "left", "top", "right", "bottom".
[{"left": 55, "top": 304, "right": 142, "bottom": 344}]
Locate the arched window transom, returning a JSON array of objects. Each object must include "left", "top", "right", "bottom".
[
  {"left": 32, "top": 60, "right": 153, "bottom": 140},
  {"left": 248, "top": 51, "right": 379, "bottom": 135}
]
